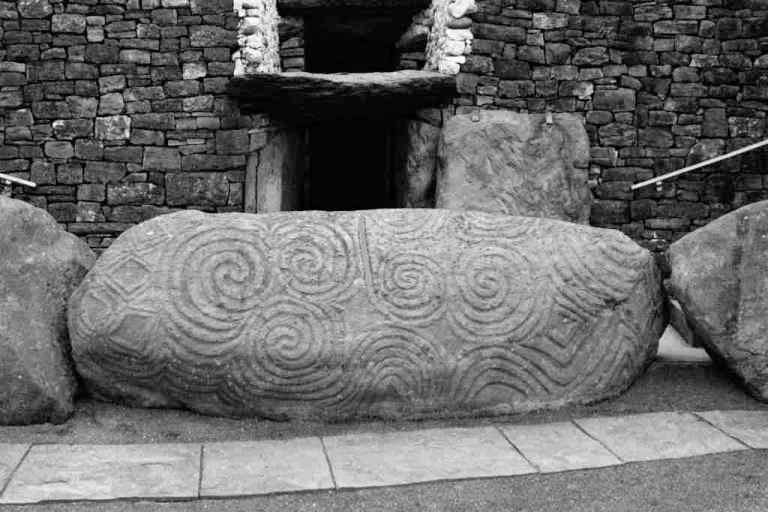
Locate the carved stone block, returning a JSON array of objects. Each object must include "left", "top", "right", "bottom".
[
  {"left": 436, "top": 111, "right": 592, "bottom": 224},
  {"left": 69, "top": 209, "right": 664, "bottom": 420}
]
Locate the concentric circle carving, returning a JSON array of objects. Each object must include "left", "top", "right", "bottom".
[
  {"left": 448, "top": 245, "right": 547, "bottom": 342},
  {"left": 372, "top": 251, "right": 446, "bottom": 325}
]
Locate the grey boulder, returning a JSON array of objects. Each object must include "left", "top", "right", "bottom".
[
  {"left": 0, "top": 197, "right": 95, "bottom": 424},
  {"left": 667, "top": 200, "right": 768, "bottom": 400}
]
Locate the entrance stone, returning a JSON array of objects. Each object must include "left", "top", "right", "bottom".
[
  {"left": 436, "top": 111, "right": 592, "bottom": 223},
  {"left": 0, "top": 197, "right": 95, "bottom": 425},
  {"left": 69, "top": 209, "right": 664, "bottom": 420},
  {"left": 667, "top": 200, "right": 768, "bottom": 401}
]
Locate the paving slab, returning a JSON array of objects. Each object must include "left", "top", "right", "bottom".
[
  {"left": 0, "top": 444, "right": 29, "bottom": 492},
  {"left": 323, "top": 426, "right": 535, "bottom": 489},
  {"left": 500, "top": 422, "right": 621, "bottom": 473},
  {"left": 575, "top": 412, "right": 747, "bottom": 462},
  {"left": 0, "top": 444, "right": 200, "bottom": 504},
  {"left": 697, "top": 410, "right": 768, "bottom": 449},
  {"left": 201, "top": 438, "right": 334, "bottom": 496}
]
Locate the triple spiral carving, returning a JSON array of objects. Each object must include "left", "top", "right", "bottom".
[
  {"left": 70, "top": 210, "right": 659, "bottom": 421},
  {"left": 165, "top": 225, "right": 272, "bottom": 352}
]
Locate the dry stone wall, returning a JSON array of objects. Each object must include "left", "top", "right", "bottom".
[
  {"left": 0, "top": 0, "right": 250, "bottom": 250},
  {"left": 1, "top": 0, "right": 768, "bottom": 253},
  {"left": 233, "top": 0, "right": 281, "bottom": 74},
  {"left": 454, "top": 0, "right": 768, "bottom": 251}
]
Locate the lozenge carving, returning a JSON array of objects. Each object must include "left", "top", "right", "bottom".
[{"left": 69, "top": 209, "right": 664, "bottom": 420}]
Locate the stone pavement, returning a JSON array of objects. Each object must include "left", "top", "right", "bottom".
[{"left": 1, "top": 410, "right": 766, "bottom": 505}]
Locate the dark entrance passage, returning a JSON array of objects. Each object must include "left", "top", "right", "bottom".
[
  {"left": 302, "top": 10, "right": 415, "bottom": 210},
  {"left": 305, "top": 121, "right": 394, "bottom": 210}
]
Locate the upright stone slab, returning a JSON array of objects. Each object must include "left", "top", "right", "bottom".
[
  {"left": 667, "top": 200, "right": 768, "bottom": 400},
  {"left": 436, "top": 111, "right": 591, "bottom": 223},
  {"left": 0, "top": 197, "right": 95, "bottom": 425},
  {"left": 394, "top": 119, "right": 440, "bottom": 208},
  {"left": 69, "top": 209, "right": 664, "bottom": 420}
]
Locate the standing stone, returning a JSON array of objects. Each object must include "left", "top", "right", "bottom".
[
  {"left": 69, "top": 209, "right": 664, "bottom": 421},
  {"left": 0, "top": 197, "right": 95, "bottom": 425},
  {"left": 394, "top": 120, "right": 440, "bottom": 208},
  {"left": 667, "top": 200, "right": 768, "bottom": 400},
  {"left": 436, "top": 111, "right": 592, "bottom": 224}
]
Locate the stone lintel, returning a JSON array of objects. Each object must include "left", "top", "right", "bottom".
[{"left": 229, "top": 70, "right": 456, "bottom": 123}]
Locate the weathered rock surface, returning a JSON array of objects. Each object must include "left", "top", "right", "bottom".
[
  {"left": 0, "top": 197, "right": 95, "bottom": 425},
  {"left": 394, "top": 120, "right": 440, "bottom": 208},
  {"left": 69, "top": 209, "right": 664, "bottom": 420},
  {"left": 229, "top": 70, "right": 457, "bottom": 122},
  {"left": 436, "top": 111, "right": 592, "bottom": 223},
  {"left": 667, "top": 201, "right": 768, "bottom": 400}
]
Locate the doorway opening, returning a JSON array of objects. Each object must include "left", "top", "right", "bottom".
[{"left": 302, "top": 10, "right": 416, "bottom": 210}]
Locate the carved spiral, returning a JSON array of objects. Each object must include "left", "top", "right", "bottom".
[
  {"left": 165, "top": 225, "right": 271, "bottom": 350},
  {"left": 272, "top": 219, "right": 357, "bottom": 302},
  {"left": 449, "top": 245, "right": 546, "bottom": 342},
  {"left": 372, "top": 252, "right": 446, "bottom": 325},
  {"left": 232, "top": 297, "right": 345, "bottom": 403}
]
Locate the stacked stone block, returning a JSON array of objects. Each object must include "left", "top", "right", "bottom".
[
  {"left": 397, "top": 8, "right": 433, "bottom": 69},
  {"left": 425, "top": 0, "right": 477, "bottom": 74},
  {"left": 456, "top": 0, "right": 768, "bottom": 251},
  {"left": 278, "top": 16, "right": 304, "bottom": 71},
  {"left": 0, "top": 0, "right": 250, "bottom": 250},
  {"left": 233, "top": 0, "right": 281, "bottom": 74}
]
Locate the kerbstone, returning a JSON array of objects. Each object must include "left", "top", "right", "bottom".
[
  {"left": 0, "top": 444, "right": 200, "bottom": 504},
  {"left": 0, "top": 198, "right": 95, "bottom": 425},
  {"left": 201, "top": 439, "right": 333, "bottom": 496},
  {"left": 667, "top": 201, "right": 768, "bottom": 400},
  {"left": 69, "top": 209, "right": 664, "bottom": 421},
  {"left": 324, "top": 427, "right": 535, "bottom": 488},
  {"left": 436, "top": 111, "right": 592, "bottom": 223},
  {"left": 575, "top": 412, "right": 746, "bottom": 462}
]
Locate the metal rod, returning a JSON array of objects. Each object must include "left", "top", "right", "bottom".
[
  {"left": 0, "top": 173, "right": 37, "bottom": 188},
  {"left": 631, "top": 138, "right": 768, "bottom": 190}
]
